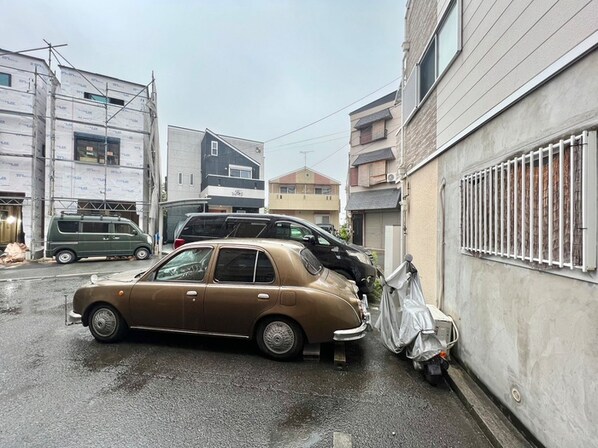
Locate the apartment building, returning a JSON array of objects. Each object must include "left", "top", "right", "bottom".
[
  {"left": 268, "top": 167, "right": 341, "bottom": 229},
  {"left": 401, "top": 1, "right": 598, "bottom": 446},
  {"left": 346, "top": 90, "right": 401, "bottom": 256},
  {"left": 166, "top": 126, "right": 265, "bottom": 239}
]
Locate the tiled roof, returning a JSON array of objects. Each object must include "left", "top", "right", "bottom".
[
  {"left": 354, "top": 108, "right": 393, "bottom": 129},
  {"left": 346, "top": 188, "right": 401, "bottom": 211},
  {"left": 352, "top": 147, "right": 394, "bottom": 166},
  {"left": 350, "top": 90, "right": 399, "bottom": 115}
]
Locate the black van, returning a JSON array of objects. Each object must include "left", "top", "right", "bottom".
[{"left": 173, "top": 213, "right": 377, "bottom": 294}]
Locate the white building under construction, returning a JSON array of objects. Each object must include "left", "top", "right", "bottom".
[{"left": 0, "top": 49, "right": 160, "bottom": 258}]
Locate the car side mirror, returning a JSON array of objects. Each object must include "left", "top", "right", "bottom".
[
  {"left": 331, "top": 246, "right": 339, "bottom": 253},
  {"left": 302, "top": 235, "right": 316, "bottom": 245},
  {"left": 132, "top": 230, "right": 138, "bottom": 235}
]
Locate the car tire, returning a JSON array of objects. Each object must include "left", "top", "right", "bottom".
[
  {"left": 256, "top": 317, "right": 304, "bottom": 361},
  {"left": 134, "top": 247, "right": 150, "bottom": 260},
  {"left": 56, "top": 250, "right": 76, "bottom": 264},
  {"left": 88, "top": 304, "right": 128, "bottom": 343}
]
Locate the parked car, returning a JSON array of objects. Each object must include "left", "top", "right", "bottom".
[
  {"left": 46, "top": 214, "right": 153, "bottom": 264},
  {"left": 71, "top": 239, "right": 370, "bottom": 360},
  {"left": 172, "top": 213, "right": 377, "bottom": 294}
]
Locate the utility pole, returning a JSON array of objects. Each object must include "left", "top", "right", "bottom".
[{"left": 299, "top": 150, "right": 313, "bottom": 167}]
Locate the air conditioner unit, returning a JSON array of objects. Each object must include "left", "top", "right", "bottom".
[{"left": 386, "top": 173, "right": 397, "bottom": 183}]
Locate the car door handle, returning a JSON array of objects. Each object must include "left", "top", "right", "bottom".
[
  {"left": 112, "top": 237, "right": 120, "bottom": 240},
  {"left": 186, "top": 291, "right": 198, "bottom": 296},
  {"left": 257, "top": 293, "right": 269, "bottom": 299},
  {"left": 102, "top": 237, "right": 110, "bottom": 240}
]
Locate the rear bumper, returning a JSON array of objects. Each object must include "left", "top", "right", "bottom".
[{"left": 333, "top": 311, "right": 371, "bottom": 342}]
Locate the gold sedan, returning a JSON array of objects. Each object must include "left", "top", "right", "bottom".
[{"left": 71, "top": 239, "right": 370, "bottom": 360}]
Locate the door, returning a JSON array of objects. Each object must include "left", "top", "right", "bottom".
[
  {"left": 203, "top": 248, "right": 279, "bottom": 336},
  {"left": 352, "top": 214, "right": 363, "bottom": 246},
  {"left": 79, "top": 221, "right": 111, "bottom": 256},
  {"left": 111, "top": 222, "right": 136, "bottom": 256},
  {"left": 129, "top": 247, "right": 213, "bottom": 330}
]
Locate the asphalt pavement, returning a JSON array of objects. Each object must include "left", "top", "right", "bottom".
[{"left": 0, "top": 254, "right": 531, "bottom": 447}]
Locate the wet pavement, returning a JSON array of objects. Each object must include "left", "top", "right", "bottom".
[{"left": 0, "top": 260, "right": 491, "bottom": 447}]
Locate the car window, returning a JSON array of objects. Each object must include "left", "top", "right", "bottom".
[
  {"left": 301, "top": 248, "right": 322, "bottom": 275},
  {"left": 184, "top": 216, "right": 225, "bottom": 237},
  {"left": 81, "top": 222, "right": 109, "bottom": 233},
  {"left": 214, "top": 248, "right": 275, "bottom": 283},
  {"left": 230, "top": 220, "right": 268, "bottom": 238},
  {"left": 114, "top": 223, "right": 135, "bottom": 234},
  {"left": 57, "top": 221, "right": 78, "bottom": 233},
  {"left": 272, "top": 222, "right": 312, "bottom": 242},
  {"left": 155, "top": 247, "right": 213, "bottom": 282}
]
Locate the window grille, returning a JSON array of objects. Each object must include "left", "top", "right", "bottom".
[{"left": 460, "top": 131, "right": 597, "bottom": 272}]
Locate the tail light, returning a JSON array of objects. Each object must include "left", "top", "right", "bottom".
[{"left": 174, "top": 238, "right": 186, "bottom": 249}]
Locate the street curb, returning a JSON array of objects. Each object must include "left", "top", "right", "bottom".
[{"left": 446, "top": 363, "right": 534, "bottom": 448}]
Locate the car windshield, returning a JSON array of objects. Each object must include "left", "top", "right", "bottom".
[{"left": 300, "top": 248, "right": 322, "bottom": 275}]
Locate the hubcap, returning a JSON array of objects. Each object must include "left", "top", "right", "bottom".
[
  {"left": 137, "top": 249, "right": 148, "bottom": 259},
  {"left": 58, "top": 253, "right": 72, "bottom": 263},
  {"left": 92, "top": 308, "right": 117, "bottom": 338},
  {"left": 263, "top": 321, "right": 295, "bottom": 354}
]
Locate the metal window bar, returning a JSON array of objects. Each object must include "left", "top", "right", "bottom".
[{"left": 460, "top": 131, "right": 596, "bottom": 272}]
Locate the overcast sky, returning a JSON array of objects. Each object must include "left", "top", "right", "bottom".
[{"left": 1, "top": 0, "right": 405, "bottom": 211}]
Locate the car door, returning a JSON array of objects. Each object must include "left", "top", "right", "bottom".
[
  {"left": 202, "top": 247, "right": 279, "bottom": 337},
  {"left": 128, "top": 247, "right": 213, "bottom": 331},
  {"left": 79, "top": 221, "right": 111, "bottom": 257},
  {"left": 111, "top": 222, "right": 135, "bottom": 256}
]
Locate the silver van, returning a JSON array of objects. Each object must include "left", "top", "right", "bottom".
[{"left": 46, "top": 214, "right": 153, "bottom": 264}]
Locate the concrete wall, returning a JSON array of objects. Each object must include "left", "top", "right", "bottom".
[{"left": 438, "top": 50, "right": 598, "bottom": 447}]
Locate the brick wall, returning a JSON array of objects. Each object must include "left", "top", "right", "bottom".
[{"left": 405, "top": 0, "right": 437, "bottom": 75}]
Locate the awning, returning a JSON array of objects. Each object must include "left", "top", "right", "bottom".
[
  {"left": 352, "top": 147, "right": 394, "bottom": 167},
  {"left": 346, "top": 188, "right": 401, "bottom": 211},
  {"left": 354, "top": 108, "right": 392, "bottom": 129}
]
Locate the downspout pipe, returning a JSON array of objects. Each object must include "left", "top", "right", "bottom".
[{"left": 437, "top": 177, "right": 446, "bottom": 310}]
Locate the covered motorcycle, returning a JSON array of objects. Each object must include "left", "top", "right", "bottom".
[{"left": 375, "top": 255, "right": 449, "bottom": 384}]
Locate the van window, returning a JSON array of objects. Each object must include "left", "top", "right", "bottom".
[
  {"left": 81, "top": 222, "right": 109, "bottom": 233},
  {"left": 115, "top": 223, "right": 136, "bottom": 234},
  {"left": 57, "top": 221, "right": 79, "bottom": 233},
  {"left": 185, "top": 216, "right": 225, "bottom": 237},
  {"left": 272, "top": 221, "right": 327, "bottom": 244},
  {"left": 228, "top": 220, "right": 268, "bottom": 237}
]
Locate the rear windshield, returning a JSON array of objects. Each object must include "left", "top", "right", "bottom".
[{"left": 300, "top": 248, "right": 322, "bottom": 275}]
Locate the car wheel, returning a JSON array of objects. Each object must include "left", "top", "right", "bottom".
[
  {"left": 56, "top": 250, "right": 76, "bottom": 264},
  {"left": 257, "top": 317, "right": 304, "bottom": 361},
  {"left": 134, "top": 247, "right": 150, "bottom": 260},
  {"left": 88, "top": 305, "right": 128, "bottom": 343}
]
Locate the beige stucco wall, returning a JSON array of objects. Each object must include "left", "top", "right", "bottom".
[{"left": 405, "top": 159, "right": 438, "bottom": 303}]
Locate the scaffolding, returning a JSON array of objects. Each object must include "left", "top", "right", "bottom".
[{"left": 0, "top": 44, "right": 161, "bottom": 257}]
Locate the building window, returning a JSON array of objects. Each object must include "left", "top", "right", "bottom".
[
  {"left": 229, "top": 165, "right": 252, "bottom": 179},
  {"left": 315, "top": 186, "right": 331, "bottom": 195},
  {"left": 460, "top": 131, "right": 597, "bottom": 272},
  {"left": 84, "top": 92, "right": 125, "bottom": 106},
  {"left": 178, "top": 173, "right": 183, "bottom": 185},
  {"left": 360, "top": 126, "right": 373, "bottom": 144},
  {"left": 190, "top": 173, "right": 194, "bottom": 186},
  {"left": 74, "top": 133, "right": 120, "bottom": 165},
  {"left": 211, "top": 141, "right": 219, "bottom": 156},
  {"left": 280, "top": 185, "right": 296, "bottom": 194},
  {"left": 357, "top": 160, "right": 387, "bottom": 187},
  {"left": 418, "top": 0, "right": 461, "bottom": 102},
  {"left": 0, "top": 73, "right": 11, "bottom": 87}
]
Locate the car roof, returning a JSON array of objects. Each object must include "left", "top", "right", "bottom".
[
  {"left": 53, "top": 214, "right": 131, "bottom": 222},
  {"left": 184, "top": 212, "right": 318, "bottom": 227},
  {"left": 181, "top": 238, "right": 305, "bottom": 251}
]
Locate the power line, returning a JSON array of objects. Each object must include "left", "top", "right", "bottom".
[{"left": 264, "top": 76, "right": 401, "bottom": 143}]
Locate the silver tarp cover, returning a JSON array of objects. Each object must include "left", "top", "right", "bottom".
[{"left": 374, "top": 260, "right": 444, "bottom": 362}]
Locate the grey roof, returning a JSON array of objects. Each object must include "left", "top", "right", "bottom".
[
  {"left": 352, "top": 147, "right": 394, "bottom": 167},
  {"left": 350, "top": 90, "right": 399, "bottom": 115},
  {"left": 354, "top": 108, "right": 393, "bottom": 129},
  {"left": 346, "top": 188, "right": 401, "bottom": 211}
]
